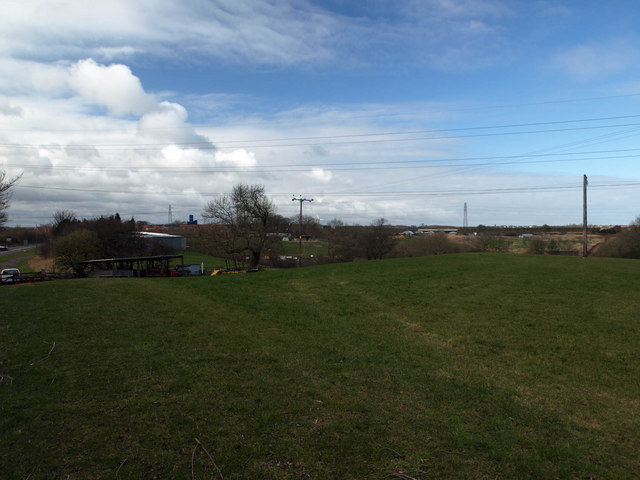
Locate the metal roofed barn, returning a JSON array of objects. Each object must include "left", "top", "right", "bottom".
[
  {"left": 137, "top": 232, "right": 187, "bottom": 250},
  {"left": 77, "top": 255, "right": 185, "bottom": 278}
]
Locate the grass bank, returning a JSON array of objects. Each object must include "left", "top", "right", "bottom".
[
  {"left": 0, "top": 248, "right": 40, "bottom": 272},
  {"left": 1, "top": 254, "right": 639, "bottom": 479}
]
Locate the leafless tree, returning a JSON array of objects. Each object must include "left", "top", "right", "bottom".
[
  {"left": 52, "top": 209, "right": 78, "bottom": 236},
  {"left": 0, "top": 171, "right": 22, "bottom": 227},
  {"left": 202, "top": 184, "right": 276, "bottom": 269},
  {"left": 363, "top": 217, "right": 395, "bottom": 260}
]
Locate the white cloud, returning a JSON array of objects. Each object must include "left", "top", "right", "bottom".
[
  {"left": 1, "top": 0, "right": 338, "bottom": 67},
  {"left": 0, "top": 58, "right": 69, "bottom": 95},
  {"left": 552, "top": 39, "right": 639, "bottom": 80},
  {"left": 160, "top": 145, "right": 213, "bottom": 168},
  {"left": 308, "top": 167, "right": 333, "bottom": 183},
  {"left": 0, "top": 97, "right": 22, "bottom": 117},
  {"left": 0, "top": 58, "right": 160, "bottom": 116},
  {"left": 95, "top": 46, "right": 140, "bottom": 61},
  {"left": 215, "top": 149, "right": 257, "bottom": 167},
  {"left": 138, "top": 101, "right": 213, "bottom": 147},
  {"left": 68, "top": 59, "right": 156, "bottom": 116},
  {"left": 1, "top": 0, "right": 514, "bottom": 70}
]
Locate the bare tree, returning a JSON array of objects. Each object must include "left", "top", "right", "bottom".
[
  {"left": 0, "top": 171, "right": 22, "bottom": 227},
  {"left": 202, "top": 184, "right": 276, "bottom": 269},
  {"left": 363, "top": 218, "right": 395, "bottom": 260},
  {"left": 289, "top": 214, "right": 322, "bottom": 239},
  {"left": 52, "top": 209, "right": 78, "bottom": 236}
]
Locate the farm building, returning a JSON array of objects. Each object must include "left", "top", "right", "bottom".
[
  {"left": 77, "top": 254, "right": 185, "bottom": 278},
  {"left": 138, "top": 231, "right": 187, "bottom": 250},
  {"left": 417, "top": 228, "right": 458, "bottom": 235}
]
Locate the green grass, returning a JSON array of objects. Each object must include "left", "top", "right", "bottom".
[
  {"left": 281, "top": 240, "right": 329, "bottom": 258},
  {"left": 179, "top": 250, "right": 228, "bottom": 270},
  {"left": 1, "top": 253, "right": 639, "bottom": 479}
]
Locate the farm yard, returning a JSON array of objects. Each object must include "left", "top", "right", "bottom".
[{"left": 1, "top": 253, "right": 639, "bottom": 479}]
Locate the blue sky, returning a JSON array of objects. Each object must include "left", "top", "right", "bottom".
[{"left": 1, "top": 0, "right": 640, "bottom": 227}]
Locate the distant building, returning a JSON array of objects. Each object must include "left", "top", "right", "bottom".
[
  {"left": 417, "top": 228, "right": 458, "bottom": 235},
  {"left": 138, "top": 232, "right": 187, "bottom": 250}
]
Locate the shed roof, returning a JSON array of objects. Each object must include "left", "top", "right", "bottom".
[
  {"left": 137, "top": 232, "right": 184, "bottom": 239},
  {"left": 77, "top": 254, "right": 184, "bottom": 265}
]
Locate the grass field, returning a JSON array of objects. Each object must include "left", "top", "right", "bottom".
[
  {"left": 281, "top": 240, "right": 329, "bottom": 258},
  {"left": 179, "top": 250, "right": 228, "bottom": 271},
  {"left": 1, "top": 253, "right": 639, "bottom": 479}
]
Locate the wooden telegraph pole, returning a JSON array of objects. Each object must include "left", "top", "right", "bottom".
[
  {"left": 292, "top": 196, "right": 313, "bottom": 265},
  {"left": 583, "top": 175, "right": 588, "bottom": 257}
]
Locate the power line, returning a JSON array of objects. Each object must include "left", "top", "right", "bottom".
[
  {"left": 3, "top": 115, "right": 640, "bottom": 151},
  {"left": 5, "top": 148, "right": 640, "bottom": 174},
  {"left": 13, "top": 180, "right": 640, "bottom": 198}
]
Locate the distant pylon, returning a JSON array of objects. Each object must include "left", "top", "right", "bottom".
[{"left": 463, "top": 202, "right": 468, "bottom": 229}]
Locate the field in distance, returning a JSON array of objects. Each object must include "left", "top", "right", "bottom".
[{"left": 1, "top": 253, "right": 639, "bottom": 479}]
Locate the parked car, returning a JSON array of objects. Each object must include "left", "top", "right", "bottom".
[{"left": 1, "top": 268, "right": 20, "bottom": 283}]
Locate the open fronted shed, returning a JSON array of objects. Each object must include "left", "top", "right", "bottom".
[{"left": 77, "top": 254, "right": 184, "bottom": 277}]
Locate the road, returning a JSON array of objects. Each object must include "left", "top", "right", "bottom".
[
  {"left": 0, "top": 245, "right": 41, "bottom": 269},
  {"left": 1, "top": 245, "right": 34, "bottom": 255}
]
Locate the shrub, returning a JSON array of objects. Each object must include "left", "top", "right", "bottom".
[
  {"left": 527, "top": 237, "right": 547, "bottom": 255},
  {"left": 363, "top": 218, "right": 395, "bottom": 260},
  {"left": 53, "top": 229, "right": 99, "bottom": 274},
  {"left": 390, "top": 234, "right": 463, "bottom": 257},
  {"left": 596, "top": 225, "right": 640, "bottom": 259},
  {"left": 473, "top": 235, "right": 510, "bottom": 252}
]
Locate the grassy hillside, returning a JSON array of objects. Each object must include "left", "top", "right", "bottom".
[{"left": 1, "top": 254, "right": 639, "bottom": 479}]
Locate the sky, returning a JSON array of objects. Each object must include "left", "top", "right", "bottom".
[{"left": 1, "top": 0, "right": 640, "bottom": 228}]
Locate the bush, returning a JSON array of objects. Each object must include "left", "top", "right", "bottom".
[
  {"left": 527, "top": 237, "right": 547, "bottom": 255},
  {"left": 390, "top": 234, "right": 463, "bottom": 257},
  {"left": 53, "top": 229, "right": 99, "bottom": 274},
  {"left": 473, "top": 235, "right": 510, "bottom": 252},
  {"left": 596, "top": 226, "right": 640, "bottom": 259}
]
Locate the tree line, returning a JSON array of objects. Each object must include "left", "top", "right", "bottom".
[
  {"left": 2, "top": 175, "right": 640, "bottom": 271},
  {"left": 197, "top": 184, "right": 397, "bottom": 268},
  {"left": 45, "top": 211, "right": 174, "bottom": 274}
]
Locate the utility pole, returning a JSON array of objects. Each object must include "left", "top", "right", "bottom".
[
  {"left": 583, "top": 175, "right": 588, "bottom": 257},
  {"left": 168, "top": 205, "right": 172, "bottom": 225},
  {"left": 463, "top": 202, "right": 468, "bottom": 232},
  {"left": 292, "top": 196, "right": 313, "bottom": 265}
]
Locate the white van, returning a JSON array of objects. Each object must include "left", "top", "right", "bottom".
[{"left": 1, "top": 268, "right": 20, "bottom": 283}]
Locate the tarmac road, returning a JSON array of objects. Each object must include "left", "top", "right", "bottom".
[{"left": 0, "top": 244, "right": 41, "bottom": 269}]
